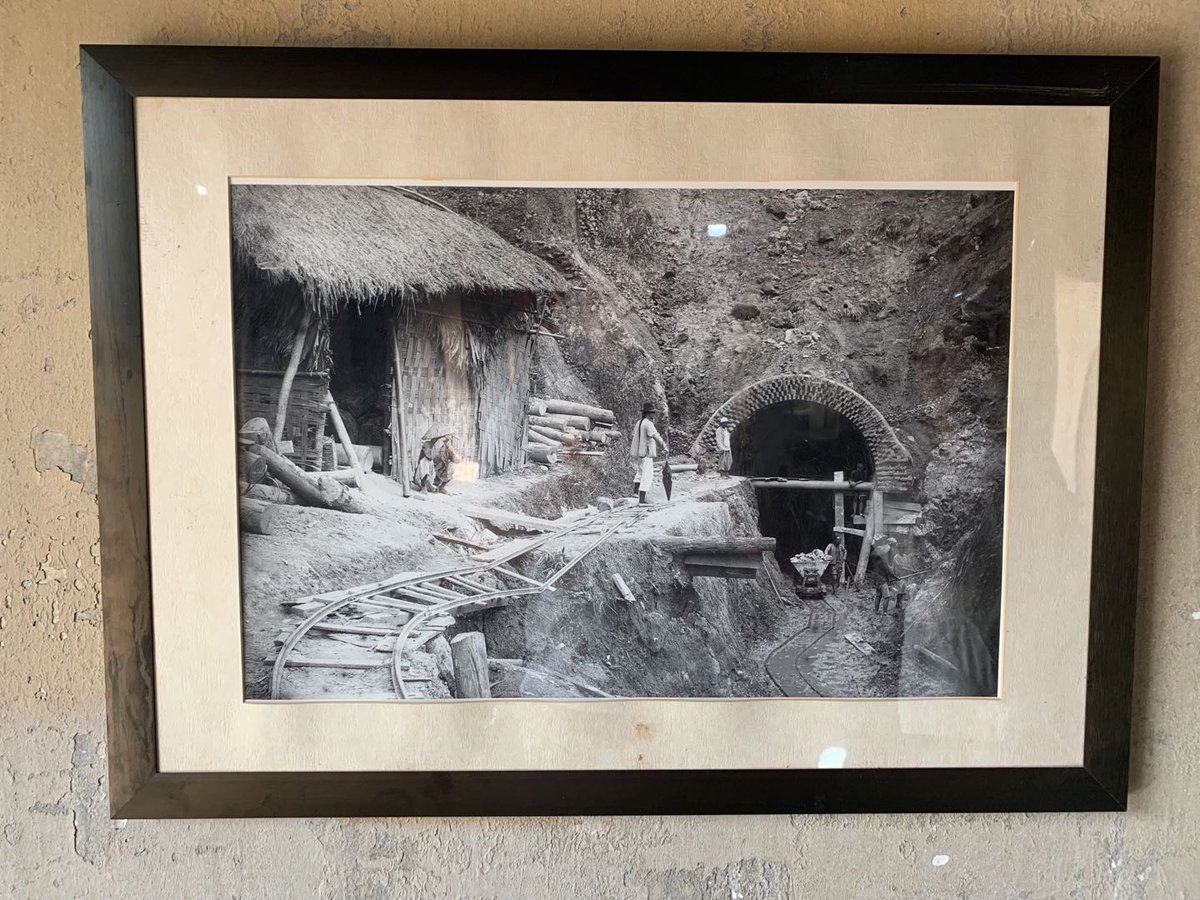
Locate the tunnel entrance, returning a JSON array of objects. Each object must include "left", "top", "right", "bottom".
[{"left": 734, "top": 400, "right": 874, "bottom": 575}]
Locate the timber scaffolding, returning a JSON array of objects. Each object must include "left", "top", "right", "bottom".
[
  {"left": 750, "top": 471, "right": 924, "bottom": 581},
  {"left": 271, "top": 506, "right": 649, "bottom": 700}
]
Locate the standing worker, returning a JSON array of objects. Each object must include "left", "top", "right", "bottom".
[
  {"left": 630, "top": 401, "right": 667, "bottom": 505},
  {"left": 868, "top": 536, "right": 901, "bottom": 613},
  {"left": 823, "top": 533, "right": 847, "bottom": 593},
  {"left": 714, "top": 416, "right": 734, "bottom": 476}
]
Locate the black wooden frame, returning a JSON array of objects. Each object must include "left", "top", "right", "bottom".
[{"left": 80, "top": 45, "right": 1158, "bottom": 818}]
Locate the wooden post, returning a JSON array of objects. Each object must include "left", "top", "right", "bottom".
[
  {"left": 450, "top": 632, "right": 491, "bottom": 698},
  {"left": 854, "top": 499, "right": 876, "bottom": 584},
  {"left": 325, "top": 392, "right": 366, "bottom": 492},
  {"left": 833, "top": 470, "right": 845, "bottom": 531},
  {"left": 390, "top": 318, "right": 410, "bottom": 497},
  {"left": 872, "top": 489, "right": 885, "bottom": 540},
  {"left": 834, "top": 470, "right": 845, "bottom": 586},
  {"left": 271, "top": 307, "right": 313, "bottom": 445}
]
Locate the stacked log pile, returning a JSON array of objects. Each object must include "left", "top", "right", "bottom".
[{"left": 524, "top": 397, "right": 620, "bottom": 466}]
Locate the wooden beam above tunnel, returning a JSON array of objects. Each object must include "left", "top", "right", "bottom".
[{"left": 748, "top": 478, "right": 874, "bottom": 491}]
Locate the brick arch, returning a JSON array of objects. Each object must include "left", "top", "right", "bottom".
[{"left": 691, "top": 373, "right": 913, "bottom": 491}]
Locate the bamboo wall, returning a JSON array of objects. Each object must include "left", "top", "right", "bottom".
[{"left": 393, "top": 312, "right": 535, "bottom": 480}]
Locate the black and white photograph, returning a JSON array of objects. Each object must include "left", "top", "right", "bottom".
[{"left": 233, "top": 182, "right": 1014, "bottom": 702}]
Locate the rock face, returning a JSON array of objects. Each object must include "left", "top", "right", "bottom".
[{"left": 426, "top": 186, "right": 1013, "bottom": 668}]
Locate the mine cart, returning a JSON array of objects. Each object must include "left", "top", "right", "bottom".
[{"left": 790, "top": 549, "right": 832, "bottom": 600}]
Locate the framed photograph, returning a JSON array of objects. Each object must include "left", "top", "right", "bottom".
[{"left": 81, "top": 46, "right": 1158, "bottom": 817}]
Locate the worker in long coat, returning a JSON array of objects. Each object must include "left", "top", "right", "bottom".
[
  {"left": 630, "top": 401, "right": 667, "bottom": 505},
  {"left": 714, "top": 416, "right": 734, "bottom": 476}
]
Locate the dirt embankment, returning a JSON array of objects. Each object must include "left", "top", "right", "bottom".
[{"left": 461, "top": 479, "right": 790, "bottom": 698}]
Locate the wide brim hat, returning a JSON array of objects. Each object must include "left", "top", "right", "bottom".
[
  {"left": 641, "top": 402, "right": 656, "bottom": 414},
  {"left": 421, "top": 424, "right": 453, "bottom": 441}
]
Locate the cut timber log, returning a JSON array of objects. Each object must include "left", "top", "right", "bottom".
[
  {"left": 611, "top": 573, "right": 638, "bottom": 604},
  {"left": 583, "top": 429, "right": 613, "bottom": 445},
  {"left": 525, "top": 445, "right": 560, "bottom": 466},
  {"left": 244, "top": 483, "right": 295, "bottom": 505},
  {"left": 237, "top": 449, "right": 268, "bottom": 486},
  {"left": 684, "top": 553, "right": 760, "bottom": 579},
  {"left": 650, "top": 536, "right": 776, "bottom": 555},
  {"left": 450, "top": 632, "right": 491, "bottom": 699},
  {"left": 532, "top": 397, "right": 616, "bottom": 424},
  {"left": 239, "top": 416, "right": 276, "bottom": 453},
  {"left": 526, "top": 430, "right": 564, "bottom": 449},
  {"left": 530, "top": 413, "right": 590, "bottom": 431},
  {"left": 669, "top": 463, "right": 698, "bottom": 473},
  {"left": 528, "top": 415, "right": 568, "bottom": 432},
  {"left": 530, "top": 424, "right": 576, "bottom": 446},
  {"left": 239, "top": 497, "right": 278, "bottom": 536},
  {"left": 247, "top": 443, "right": 364, "bottom": 514},
  {"left": 487, "top": 658, "right": 525, "bottom": 669},
  {"left": 462, "top": 505, "right": 563, "bottom": 532}
]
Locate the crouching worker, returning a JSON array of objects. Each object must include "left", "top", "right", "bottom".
[
  {"left": 630, "top": 401, "right": 667, "bottom": 505},
  {"left": 414, "top": 426, "right": 460, "bottom": 494}
]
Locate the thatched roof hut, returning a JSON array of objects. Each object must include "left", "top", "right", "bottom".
[
  {"left": 231, "top": 183, "right": 566, "bottom": 482},
  {"left": 231, "top": 184, "right": 567, "bottom": 311}
]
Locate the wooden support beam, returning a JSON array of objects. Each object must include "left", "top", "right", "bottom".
[
  {"left": 272, "top": 308, "right": 313, "bottom": 445},
  {"left": 833, "top": 525, "right": 866, "bottom": 537},
  {"left": 686, "top": 561, "right": 758, "bottom": 580},
  {"left": 325, "top": 392, "right": 365, "bottom": 492},
  {"left": 854, "top": 495, "right": 878, "bottom": 583},
  {"left": 650, "top": 536, "right": 776, "bottom": 555},
  {"left": 451, "top": 632, "right": 491, "bottom": 699},
  {"left": 390, "top": 318, "right": 410, "bottom": 498},
  {"left": 833, "top": 470, "right": 845, "bottom": 531},
  {"left": 750, "top": 478, "right": 875, "bottom": 491}
]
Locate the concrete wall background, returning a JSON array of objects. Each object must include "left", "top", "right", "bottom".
[{"left": 2, "top": 2, "right": 1196, "bottom": 896}]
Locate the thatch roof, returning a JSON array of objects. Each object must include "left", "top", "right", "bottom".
[{"left": 231, "top": 184, "right": 567, "bottom": 310}]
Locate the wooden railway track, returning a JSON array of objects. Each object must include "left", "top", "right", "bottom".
[{"left": 270, "top": 506, "right": 647, "bottom": 700}]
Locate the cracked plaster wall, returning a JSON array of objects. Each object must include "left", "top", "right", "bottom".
[{"left": 2, "top": 2, "right": 1197, "bottom": 897}]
